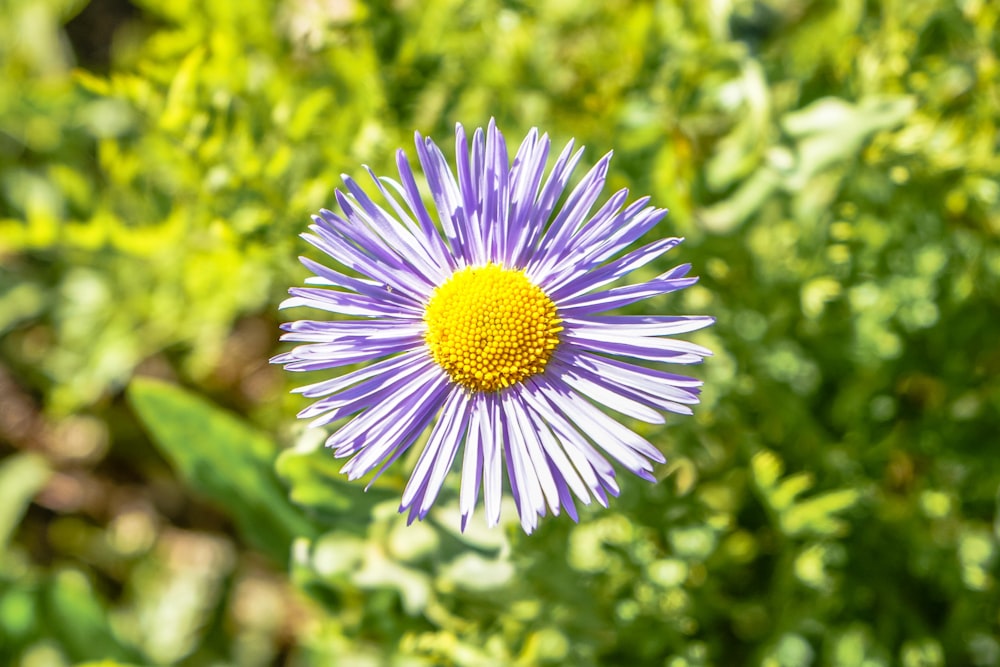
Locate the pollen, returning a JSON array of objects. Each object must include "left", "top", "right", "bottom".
[{"left": 424, "top": 264, "right": 562, "bottom": 392}]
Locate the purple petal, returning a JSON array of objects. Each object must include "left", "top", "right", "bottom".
[
  {"left": 546, "top": 237, "right": 683, "bottom": 300},
  {"left": 531, "top": 377, "right": 665, "bottom": 474},
  {"left": 562, "top": 314, "right": 715, "bottom": 336},
  {"left": 459, "top": 394, "right": 485, "bottom": 530},
  {"left": 401, "top": 388, "right": 471, "bottom": 519},
  {"left": 482, "top": 393, "right": 504, "bottom": 527},
  {"left": 515, "top": 139, "right": 584, "bottom": 266},
  {"left": 549, "top": 359, "right": 666, "bottom": 424},
  {"left": 289, "top": 349, "right": 428, "bottom": 398},
  {"left": 557, "top": 267, "right": 699, "bottom": 316}
]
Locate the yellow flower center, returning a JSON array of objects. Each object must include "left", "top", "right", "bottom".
[{"left": 424, "top": 264, "right": 562, "bottom": 392}]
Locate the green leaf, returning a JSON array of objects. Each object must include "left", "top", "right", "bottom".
[
  {"left": 127, "top": 377, "right": 317, "bottom": 563},
  {"left": 782, "top": 96, "right": 915, "bottom": 188},
  {"left": 752, "top": 449, "right": 862, "bottom": 538},
  {"left": 0, "top": 452, "right": 50, "bottom": 553},
  {"left": 276, "top": 446, "right": 399, "bottom": 533},
  {"left": 43, "top": 569, "right": 141, "bottom": 663}
]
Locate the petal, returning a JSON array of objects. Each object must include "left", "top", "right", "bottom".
[
  {"left": 558, "top": 359, "right": 695, "bottom": 417},
  {"left": 562, "top": 314, "right": 715, "bottom": 336},
  {"left": 279, "top": 321, "right": 425, "bottom": 343},
  {"left": 564, "top": 351, "right": 703, "bottom": 415},
  {"left": 522, "top": 398, "right": 592, "bottom": 506},
  {"left": 415, "top": 130, "right": 471, "bottom": 260},
  {"left": 280, "top": 286, "right": 419, "bottom": 319},
  {"left": 532, "top": 152, "right": 613, "bottom": 262},
  {"left": 330, "top": 369, "right": 449, "bottom": 472},
  {"left": 502, "top": 395, "right": 544, "bottom": 534},
  {"left": 401, "top": 388, "right": 471, "bottom": 520},
  {"left": 299, "top": 354, "right": 436, "bottom": 424},
  {"left": 557, "top": 266, "right": 698, "bottom": 316},
  {"left": 304, "top": 219, "right": 432, "bottom": 305},
  {"left": 273, "top": 333, "right": 422, "bottom": 373},
  {"left": 483, "top": 119, "right": 511, "bottom": 264},
  {"left": 550, "top": 359, "right": 666, "bottom": 424},
  {"left": 506, "top": 128, "right": 550, "bottom": 265},
  {"left": 570, "top": 350, "right": 704, "bottom": 388},
  {"left": 547, "top": 237, "right": 683, "bottom": 300},
  {"left": 529, "top": 185, "right": 630, "bottom": 280},
  {"left": 531, "top": 377, "right": 665, "bottom": 476},
  {"left": 336, "top": 179, "right": 447, "bottom": 290},
  {"left": 482, "top": 393, "right": 505, "bottom": 527},
  {"left": 289, "top": 349, "right": 429, "bottom": 398},
  {"left": 520, "top": 379, "right": 621, "bottom": 503},
  {"left": 459, "top": 394, "right": 485, "bottom": 530},
  {"left": 563, "top": 327, "right": 714, "bottom": 360},
  {"left": 515, "top": 138, "right": 584, "bottom": 266},
  {"left": 508, "top": 391, "right": 561, "bottom": 516},
  {"left": 454, "top": 124, "right": 488, "bottom": 265}
]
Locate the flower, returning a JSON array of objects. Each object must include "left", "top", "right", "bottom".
[{"left": 273, "top": 121, "right": 713, "bottom": 533}]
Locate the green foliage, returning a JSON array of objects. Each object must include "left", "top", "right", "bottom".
[
  {"left": 128, "top": 377, "right": 316, "bottom": 563},
  {"left": 0, "top": 454, "right": 50, "bottom": 551},
  {"left": 1, "top": 0, "right": 999, "bottom": 665},
  {"left": 751, "top": 449, "right": 862, "bottom": 539}
]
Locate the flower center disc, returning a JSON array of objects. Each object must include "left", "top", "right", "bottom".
[{"left": 424, "top": 264, "right": 562, "bottom": 392}]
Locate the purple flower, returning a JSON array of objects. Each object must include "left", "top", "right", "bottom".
[{"left": 273, "top": 121, "right": 712, "bottom": 533}]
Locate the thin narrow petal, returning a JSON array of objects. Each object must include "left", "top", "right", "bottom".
[
  {"left": 501, "top": 391, "right": 546, "bottom": 533},
  {"left": 401, "top": 388, "right": 471, "bottom": 521},
  {"left": 546, "top": 237, "right": 683, "bottom": 300},
  {"left": 550, "top": 359, "right": 666, "bottom": 424},
  {"left": 564, "top": 351, "right": 703, "bottom": 414},
  {"left": 557, "top": 356, "right": 696, "bottom": 416},
  {"left": 330, "top": 369, "right": 448, "bottom": 467},
  {"left": 483, "top": 394, "right": 504, "bottom": 527},
  {"left": 521, "top": 379, "right": 622, "bottom": 504},
  {"left": 506, "top": 129, "right": 550, "bottom": 264},
  {"left": 484, "top": 119, "right": 511, "bottom": 264},
  {"left": 558, "top": 269, "right": 699, "bottom": 316},
  {"left": 336, "top": 179, "right": 447, "bottom": 289},
  {"left": 299, "top": 355, "right": 436, "bottom": 425},
  {"left": 562, "top": 314, "right": 715, "bottom": 336},
  {"left": 280, "top": 286, "right": 418, "bottom": 319},
  {"left": 564, "top": 327, "right": 714, "bottom": 358},
  {"left": 515, "top": 139, "right": 584, "bottom": 264},
  {"left": 532, "top": 377, "right": 666, "bottom": 476},
  {"left": 528, "top": 185, "right": 629, "bottom": 279},
  {"left": 533, "top": 152, "right": 613, "bottom": 258},
  {"left": 279, "top": 321, "right": 424, "bottom": 344},
  {"left": 454, "top": 124, "right": 488, "bottom": 265},
  {"left": 415, "top": 131, "right": 471, "bottom": 259},
  {"left": 523, "top": 399, "right": 592, "bottom": 505},
  {"left": 290, "top": 349, "right": 428, "bottom": 398},
  {"left": 390, "top": 149, "right": 458, "bottom": 271},
  {"left": 509, "top": 392, "right": 561, "bottom": 516},
  {"left": 459, "top": 394, "right": 485, "bottom": 530}
]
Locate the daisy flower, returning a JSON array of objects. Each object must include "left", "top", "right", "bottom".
[{"left": 273, "top": 121, "right": 713, "bottom": 533}]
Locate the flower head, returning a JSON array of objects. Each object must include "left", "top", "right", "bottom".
[{"left": 273, "top": 121, "right": 713, "bottom": 533}]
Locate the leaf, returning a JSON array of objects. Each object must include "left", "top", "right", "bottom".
[
  {"left": 276, "top": 446, "right": 399, "bottom": 533},
  {"left": 43, "top": 569, "right": 143, "bottom": 663},
  {"left": 698, "top": 167, "right": 782, "bottom": 234},
  {"left": 439, "top": 552, "right": 515, "bottom": 592},
  {"left": 782, "top": 96, "right": 916, "bottom": 188},
  {"left": 127, "top": 377, "right": 317, "bottom": 563},
  {"left": 0, "top": 452, "right": 50, "bottom": 552},
  {"left": 752, "top": 449, "right": 861, "bottom": 538},
  {"left": 783, "top": 489, "right": 861, "bottom": 537}
]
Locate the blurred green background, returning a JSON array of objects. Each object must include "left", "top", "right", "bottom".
[{"left": 1, "top": 0, "right": 998, "bottom": 665}]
